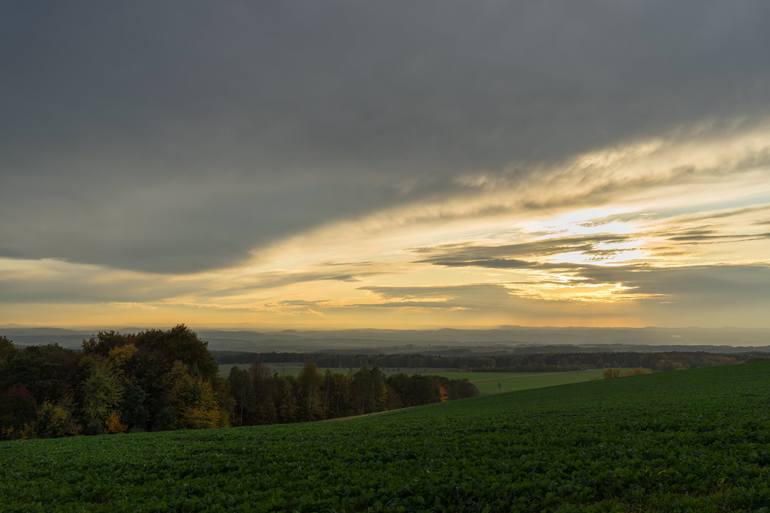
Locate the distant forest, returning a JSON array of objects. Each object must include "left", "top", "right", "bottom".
[
  {"left": 214, "top": 349, "right": 749, "bottom": 372},
  {"left": 0, "top": 326, "right": 478, "bottom": 440}
]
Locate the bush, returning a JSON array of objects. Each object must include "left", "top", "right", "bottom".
[
  {"left": 37, "top": 401, "right": 80, "bottom": 438},
  {"left": 105, "top": 410, "right": 127, "bottom": 433}
]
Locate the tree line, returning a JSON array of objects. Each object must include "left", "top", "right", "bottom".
[
  {"left": 0, "top": 326, "right": 478, "bottom": 440},
  {"left": 214, "top": 350, "right": 745, "bottom": 372},
  {"left": 227, "top": 362, "right": 478, "bottom": 426}
]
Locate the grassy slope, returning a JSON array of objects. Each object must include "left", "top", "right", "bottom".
[
  {"left": 436, "top": 369, "right": 606, "bottom": 394},
  {"left": 3, "top": 362, "right": 770, "bottom": 512}
]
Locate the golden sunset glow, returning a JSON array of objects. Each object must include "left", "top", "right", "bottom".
[{"left": 3, "top": 2, "right": 770, "bottom": 333}]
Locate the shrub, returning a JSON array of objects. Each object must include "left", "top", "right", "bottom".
[
  {"left": 105, "top": 410, "right": 127, "bottom": 434},
  {"left": 37, "top": 401, "right": 80, "bottom": 437}
]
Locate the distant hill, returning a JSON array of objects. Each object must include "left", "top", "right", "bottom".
[{"left": 2, "top": 326, "right": 770, "bottom": 352}]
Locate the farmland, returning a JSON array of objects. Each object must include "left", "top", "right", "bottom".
[
  {"left": 422, "top": 369, "right": 606, "bottom": 394},
  {"left": 219, "top": 363, "right": 607, "bottom": 394},
  {"left": 2, "top": 361, "right": 770, "bottom": 512}
]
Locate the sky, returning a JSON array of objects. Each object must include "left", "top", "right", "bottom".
[{"left": 2, "top": 1, "right": 770, "bottom": 330}]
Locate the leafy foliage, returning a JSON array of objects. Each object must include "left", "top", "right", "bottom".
[
  {"left": 36, "top": 401, "right": 80, "bottom": 438},
  {"left": 0, "top": 326, "right": 228, "bottom": 438},
  {"left": 0, "top": 328, "right": 477, "bottom": 439}
]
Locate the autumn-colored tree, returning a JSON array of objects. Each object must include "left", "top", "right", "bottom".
[
  {"left": 37, "top": 401, "right": 80, "bottom": 437},
  {"left": 436, "top": 380, "right": 449, "bottom": 402},
  {"left": 108, "top": 343, "right": 138, "bottom": 370},
  {"left": 105, "top": 410, "right": 127, "bottom": 433}
]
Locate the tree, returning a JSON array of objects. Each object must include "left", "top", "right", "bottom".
[
  {"left": 446, "top": 379, "right": 479, "bottom": 400},
  {"left": 228, "top": 367, "right": 255, "bottom": 425},
  {"left": 79, "top": 357, "right": 123, "bottom": 434},
  {"left": 166, "top": 361, "right": 223, "bottom": 429},
  {"left": 0, "top": 336, "right": 15, "bottom": 369},
  {"left": 105, "top": 410, "right": 127, "bottom": 433},
  {"left": 275, "top": 376, "right": 298, "bottom": 422},
  {"left": 0, "top": 384, "right": 37, "bottom": 439},
  {"left": 250, "top": 363, "right": 277, "bottom": 423},
  {"left": 119, "top": 382, "right": 149, "bottom": 431},
  {"left": 138, "top": 325, "right": 218, "bottom": 380},
  {"left": 322, "top": 371, "right": 352, "bottom": 419},
  {"left": 0, "top": 344, "right": 79, "bottom": 404},
  {"left": 296, "top": 362, "right": 324, "bottom": 421},
  {"left": 386, "top": 374, "right": 437, "bottom": 407},
  {"left": 352, "top": 367, "right": 387, "bottom": 414}
]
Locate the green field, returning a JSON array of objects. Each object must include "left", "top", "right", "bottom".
[
  {"left": 218, "top": 364, "right": 606, "bottom": 394},
  {"left": 3, "top": 362, "right": 770, "bottom": 512},
  {"left": 433, "top": 369, "right": 607, "bottom": 394}
]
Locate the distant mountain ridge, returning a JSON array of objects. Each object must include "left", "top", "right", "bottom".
[{"left": 2, "top": 326, "right": 769, "bottom": 353}]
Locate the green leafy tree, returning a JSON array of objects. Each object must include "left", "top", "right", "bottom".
[
  {"left": 79, "top": 357, "right": 123, "bottom": 434},
  {"left": 166, "top": 361, "right": 223, "bottom": 429},
  {"left": 322, "top": 371, "right": 353, "bottom": 418},
  {"left": 251, "top": 363, "right": 277, "bottom": 423},
  {"left": 119, "top": 382, "right": 149, "bottom": 431},
  {"left": 0, "top": 336, "right": 15, "bottom": 369},
  {"left": 297, "top": 362, "right": 324, "bottom": 421},
  {"left": 228, "top": 367, "right": 255, "bottom": 425},
  {"left": 352, "top": 367, "right": 387, "bottom": 414},
  {"left": 0, "top": 344, "right": 79, "bottom": 404},
  {"left": 275, "top": 376, "right": 298, "bottom": 422}
]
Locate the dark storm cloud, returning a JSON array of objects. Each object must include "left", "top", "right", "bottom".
[
  {"left": 578, "top": 264, "right": 770, "bottom": 307},
  {"left": 3, "top": 0, "right": 770, "bottom": 272},
  {"left": 667, "top": 232, "right": 770, "bottom": 242}
]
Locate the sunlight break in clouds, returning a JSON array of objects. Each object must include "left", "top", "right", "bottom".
[{"left": 2, "top": 124, "right": 770, "bottom": 329}]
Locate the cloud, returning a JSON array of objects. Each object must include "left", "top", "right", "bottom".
[
  {"left": 416, "top": 233, "right": 770, "bottom": 309},
  {"left": 416, "top": 234, "right": 632, "bottom": 267},
  {"left": 577, "top": 264, "right": 770, "bottom": 307},
  {"left": 358, "top": 284, "right": 524, "bottom": 311},
  {"left": 3, "top": 1, "right": 770, "bottom": 272},
  {"left": 0, "top": 259, "right": 189, "bottom": 303},
  {"left": 201, "top": 271, "right": 367, "bottom": 298}
]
